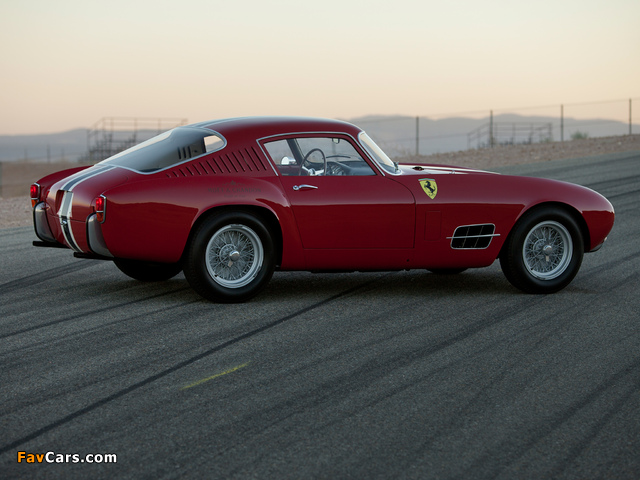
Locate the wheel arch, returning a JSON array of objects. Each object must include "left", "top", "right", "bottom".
[
  {"left": 184, "top": 204, "right": 283, "bottom": 267},
  {"left": 500, "top": 201, "right": 590, "bottom": 258}
]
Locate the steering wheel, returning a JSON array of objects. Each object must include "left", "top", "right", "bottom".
[{"left": 301, "top": 148, "right": 326, "bottom": 176}]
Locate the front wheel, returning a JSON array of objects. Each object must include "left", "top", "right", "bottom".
[
  {"left": 500, "top": 207, "right": 584, "bottom": 294},
  {"left": 183, "top": 212, "right": 275, "bottom": 303}
]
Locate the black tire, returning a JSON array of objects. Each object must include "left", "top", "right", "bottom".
[
  {"left": 427, "top": 268, "right": 467, "bottom": 275},
  {"left": 500, "top": 206, "right": 584, "bottom": 294},
  {"left": 183, "top": 211, "right": 275, "bottom": 303},
  {"left": 114, "top": 259, "right": 182, "bottom": 282}
]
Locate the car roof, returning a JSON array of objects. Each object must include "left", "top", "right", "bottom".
[{"left": 189, "top": 116, "right": 363, "bottom": 140}]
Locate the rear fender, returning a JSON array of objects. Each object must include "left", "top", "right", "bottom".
[
  {"left": 36, "top": 166, "right": 92, "bottom": 188},
  {"left": 100, "top": 175, "right": 303, "bottom": 265},
  {"left": 34, "top": 166, "right": 91, "bottom": 203}
]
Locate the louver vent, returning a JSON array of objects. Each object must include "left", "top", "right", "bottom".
[
  {"left": 166, "top": 147, "right": 269, "bottom": 178},
  {"left": 449, "top": 224, "right": 498, "bottom": 249}
]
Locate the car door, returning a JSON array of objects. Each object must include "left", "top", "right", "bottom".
[{"left": 263, "top": 135, "right": 416, "bottom": 251}]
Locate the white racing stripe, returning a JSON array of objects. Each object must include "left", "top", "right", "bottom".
[
  {"left": 58, "top": 165, "right": 115, "bottom": 252},
  {"left": 61, "top": 165, "right": 115, "bottom": 191}
]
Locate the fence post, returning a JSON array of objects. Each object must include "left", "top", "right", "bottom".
[
  {"left": 415, "top": 116, "right": 419, "bottom": 156},
  {"left": 560, "top": 104, "right": 564, "bottom": 142},
  {"left": 489, "top": 110, "right": 494, "bottom": 147}
]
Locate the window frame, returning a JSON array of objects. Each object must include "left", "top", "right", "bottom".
[{"left": 258, "top": 132, "right": 385, "bottom": 177}]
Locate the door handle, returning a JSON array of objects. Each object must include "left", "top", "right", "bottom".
[{"left": 292, "top": 184, "right": 318, "bottom": 191}]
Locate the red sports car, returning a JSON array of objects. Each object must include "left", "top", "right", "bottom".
[{"left": 30, "top": 117, "right": 614, "bottom": 302}]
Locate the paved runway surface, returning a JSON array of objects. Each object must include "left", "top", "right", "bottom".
[{"left": 1, "top": 152, "right": 639, "bottom": 479}]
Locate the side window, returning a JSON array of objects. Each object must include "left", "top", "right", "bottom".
[
  {"left": 264, "top": 137, "right": 375, "bottom": 176},
  {"left": 264, "top": 140, "right": 299, "bottom": 176}
]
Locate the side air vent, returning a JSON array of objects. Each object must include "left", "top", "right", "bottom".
[
  {"left": 212, "top": 147, "right": 269, "bottom": 174},
  {"left": 166, "top": 147, "right": 268, "bottom": 178},
  {"left": 177, "top": 142, "right": 206, "bottom": 161},
  {"left": 449, "top": 224, "right": 498, "bottom": 249}
]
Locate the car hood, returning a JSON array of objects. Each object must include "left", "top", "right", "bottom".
[{"left": 397, "top": 164, "right": 499, "bottom": 176}]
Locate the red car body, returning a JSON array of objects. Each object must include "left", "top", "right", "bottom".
[{"left": 31, "top": 117, "right": 614, "bottom": 302}]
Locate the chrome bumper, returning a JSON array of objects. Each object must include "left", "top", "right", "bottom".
[
  {"left": 86, "top": 213, "right": 113, "bottom": 258},
  {"left": 33, "top": 202, "right": 55, "bottom": 243}
]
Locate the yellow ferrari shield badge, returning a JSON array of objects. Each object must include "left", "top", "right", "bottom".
[{"left": 419, "top": 178, "right": 438, "bottom": 199}]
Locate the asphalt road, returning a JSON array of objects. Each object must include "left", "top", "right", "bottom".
[{"left": 1, "top": 152, "right": 639, "bottom": 479}]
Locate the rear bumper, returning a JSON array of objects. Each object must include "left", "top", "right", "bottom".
[
  {"left": 33, "top": 202, "right": 56, "bottom": 243},
  {"left": 86, "top": 213, "right": 113, "bottom": 258},
  {"left": 32, "top": 202, "right": 113, "bottom": 258}
]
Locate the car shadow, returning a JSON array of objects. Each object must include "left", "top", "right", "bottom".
[
  {"left": 98, "top": 266, "right": 516, "bottom": 305},
  {"left": 259, "top": 268, "right": 516, "bottom": 303}
]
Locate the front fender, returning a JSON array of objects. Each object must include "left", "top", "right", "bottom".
[{"left": 504, "top": 176, "right": 615, "bottom": 251}]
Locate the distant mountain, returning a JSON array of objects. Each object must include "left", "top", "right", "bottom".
[
  {"left": 0, "top": 129, "right": 164, "bottom": 163},
  {"left": 0, "top": 115, "right": 635, "bottom": 162},
  {"left": 0, "top": 129, "right": 88, "bottom": 163}
]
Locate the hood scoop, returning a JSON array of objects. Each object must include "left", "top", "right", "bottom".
[
  {"left": 401, "top": 164, "right": 498, "bottom": 175},
  {"left": 406, "top": 165, "right": 459, "bottom": 175}
]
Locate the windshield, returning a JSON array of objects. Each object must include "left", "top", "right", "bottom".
[
  {"left": 358, "top": 132, "right": 399, "bottom": 175},
  {"left": 99, "top": 126, "right": 225, "bottom": 173}
]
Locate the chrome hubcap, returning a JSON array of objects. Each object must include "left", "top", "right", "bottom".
[
  {"left": 205, "top": 224, "right": 263, "bottom": 288},
  {"left": 523, "top": 221, "right": 572, "bottom": 280}
]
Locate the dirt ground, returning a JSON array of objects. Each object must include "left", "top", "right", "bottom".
[
  {"left": 2, "top": 134, "right": 639, "bottom": 229},
  {"left": 396, "top": 133, "right": 640, "bottom": 169}
]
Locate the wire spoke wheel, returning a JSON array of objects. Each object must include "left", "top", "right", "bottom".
[
  {"left": 205, "top": 224, "right": 264, "bottom": 288},
  {"left": 184, "top": 211, "right": 275, "bottom": 303},
  {"left": 522, "top": 221, "right": 572, "bottom": 280},
  {"left": 500, "top": 207, "right": 584, "bottom": 294}
]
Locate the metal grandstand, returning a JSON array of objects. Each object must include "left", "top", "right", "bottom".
[{"left": 84, "top": 117, "right": 188, "bottom": 163}]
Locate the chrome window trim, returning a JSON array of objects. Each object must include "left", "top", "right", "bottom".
[
  {"left": 98, "top": 126, "right": 227, "bottom": 176},
  {"left": 257, "top": 131, "right": 386, "bottom": 177},
  {"left": 358, "top": 132, "right": 400, "bottom": 176}
]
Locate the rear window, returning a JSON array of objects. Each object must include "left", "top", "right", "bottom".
[{"left": 98, "top": 126, "right": 225, "bottom": 173}]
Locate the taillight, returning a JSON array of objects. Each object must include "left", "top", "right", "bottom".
[
  {"left": 30, "top": 183, "right": 41, "bottom": 208},
  {"left": 95, "top": 195, "right": 106, "bottom": 223}
]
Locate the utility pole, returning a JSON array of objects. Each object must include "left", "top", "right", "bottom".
[
  {"left": 630, "top": 98, "right": 633, "bottom": 135},
  {"left": 560, "top": 104, "right": 564, "bottom": 142}
]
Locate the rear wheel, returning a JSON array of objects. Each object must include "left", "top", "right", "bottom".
[
  {"left": 183, "top": 211, "right": 275, "bottom": 303},
  {"left": 500, "top": 206, "right": 584, "bottom": 293},
  {"left": 114, "top": 259, "right": 182, "bottom": 282}
]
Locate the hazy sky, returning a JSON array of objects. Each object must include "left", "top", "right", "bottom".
[{"left": 1, "top": 0, "right": 638, "bottom": 134}]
